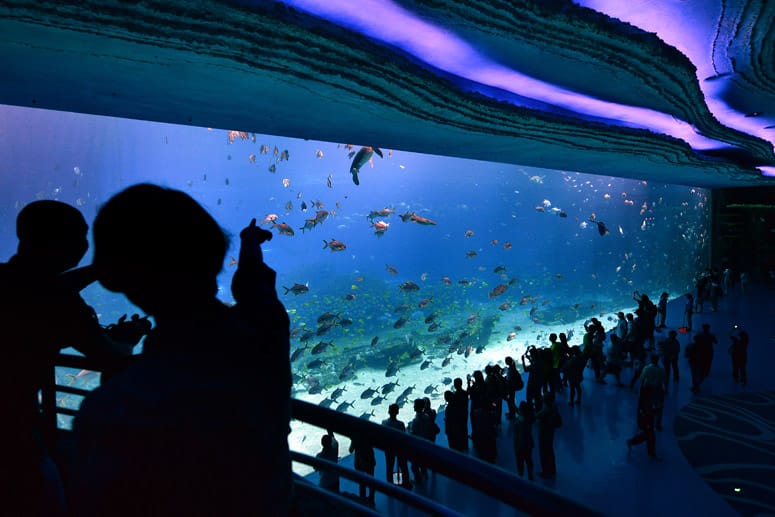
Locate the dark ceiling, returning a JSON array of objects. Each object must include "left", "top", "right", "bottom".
[{"left": 1, "top": 0, "right": 775, "bottom": 188}]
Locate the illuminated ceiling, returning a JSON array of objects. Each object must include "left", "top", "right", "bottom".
[{"left": 1, "top": 0, "right": 774, "bottom": 188}]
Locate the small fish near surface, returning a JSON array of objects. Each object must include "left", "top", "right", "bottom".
[
  {"left": 349, "top": 146, "right": 383, "bottom": 185},
  {"left": 283, "top": 283, "right": 309, "bottom": 295},
  {"left": 323, "top": 239, "right": 347, "bottom": 251}
]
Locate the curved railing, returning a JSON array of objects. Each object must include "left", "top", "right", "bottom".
[{"left": 47, "top": 353, "right": 601, "bottom": 516}]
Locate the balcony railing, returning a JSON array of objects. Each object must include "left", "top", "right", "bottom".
[{"left": 47, "top": 353, "right": 601, "bottom": 516}]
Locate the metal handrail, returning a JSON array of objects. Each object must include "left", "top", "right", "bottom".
[
  {"left": 291, "top": 474, "right": 380, "bottom": 517},
  {"left": 291, "top": 399, "right": 601, "bottom": 517},
  {"left": 48, "top": 354, "right": 601, "bottom": 517},
  {"left": 291, "top": 451, "right": 462, "bottom": 517}
]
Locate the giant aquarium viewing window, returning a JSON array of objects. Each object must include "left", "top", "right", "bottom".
[{"left": 0, "top": 104, "right": 710, "bottom": 466}]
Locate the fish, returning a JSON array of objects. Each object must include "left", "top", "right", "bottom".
[
  {"left": 360, "top": 387, "right": 378, "bottom": 399},
  {"left": 368, "top": 208, "right": 395, "bottom": 220},
  {"left": 349, "top": 146, "right": 383, "bottom": 185},
  {"left": 315, "top": 149, "right": 324, "bottom": 159},
  {"left": 465, "top": 250, "right": 478, "bottom": 258},
  {"left": 314, "top": 210, "right": 329, "bottom": 224},
  {"left": 260, "top": 144, "right": 269, "bottom": 154},
  {"left": 503, "top": 242, "right": 513, "bottom": 249},
  {"left": 507, "top": 332, "right": 517, "bottom": 341},
  {"left": 420, "top": 360, "right": 432, "bottom": 370},
  {"left": 326, "top": 174, "right": 333, "bottom": 188},
  {"left": 299, "top": 219, "right": 317, "bottom": 233},
  {"left": 399, "top": 212, "right": 413, "bottom": 222},
  {"left": 311, "top": 341, "right": 335, "bottom": 354},
  {"left": 338, "top": 318, "right": 353, "bottom": 326},
  {"left": 268, "top": 164, "right": 276, "bottom": 173},
  {"left": 283, "top": 283, "right": 309, "bottom": 295},
  {"left": 559, "top": 211, "right": 568, "bottom": 218},
  {"left": 282, "top": 178, "right": 291, "bottom": 188},
  {"left": 424, "top": 313, "right": 439, "bottom": 324},
  {"left": 420, "top": 272, "right": 429, "bottom": 282},
  {"left": 393, "top": 304, "right": 411, "bottom": 313},
  {"left": 410, "top": 212, "right": 437, "bottom": 225},
  {"left": 290, "top": 346, "right": 308, "bottom": 362},
  {"left": 464, "top": 229, "right": 474, "bottom": 237},
  {"left": 427, "top": 322, "right": 441, "bottom": 332},
  {"left": 336, "top": 400, "right": 354, "bottom": 412},
  {"left": 535, "top": 206, "right": 545, "bottom": 212},
  {"left": 319, "top": 398, "right": 334, "bottom": 409},
  {"left": 399, "top": 385, "right": 416, "bottom": 399},
  {"left": 418, "top": 297, "right": 432, "bottom": 308},
  {"left": 409, "top": 347, "right": 424, "bottom": 359},
  {"left": 281, "top": 149, "right": 290, "bottom": 161},
  {"left": 590, "top": 218, "right": 610, "bottom": 236},
  {"left": 316, "top": 322, "right": 336, "bottom": 336},
  {"left": 385, "top": 265, "right": 399, "bottom": 275},
  {"left": 360, "top": 410, "right": 376, "bottom": 420},
  {"left": 301, "top": 201, "right": 308, "bottom": 212},
  {"left": 272, "top": 222, "right": 295, "bottom": 236},
  {"left": 399, "top": 281, "right": 420, "bottom": 292},
  {"left": 339, "top": 364, "right": 355, "bottom": 381},
  {"left": 498, "top": 302, "right": 512, "bottom": 311},
  {"left": 306, "top": 358, "right": 326, "bottom": 369},
  {"left": 488, "top": 284, "right": 508, "bottom": 299},
  {"left": 343, "top": 293, "right": 356, "bottom": 301},
  {"left": 493, "top": 265, "right": 507, "bottom": 274},
  {"left": 381, "top": 381, "right": 400, "bottom": 395},
  {"left": 323, "top": 239, "right": 347, "bottom": 251},
  {"left": 393, "top": 317, "right": 409, "bottom": 329},
  {"left": 308, "top": 385, "right": 324, "bottom": 395},
  {"left": 442, "top": 356, "right": 452, "bottom": 367},
  {"left": 371, "top": 396, "right": 386, "bottom": 406},
  {"left": 424, "top": 384, "right": 439, "bottom": 395},
  {"left": 371, "top": 220, "right": 389, "bottom": 236},
  {"left": 490, "top": 239, "right": 499, "bottom": 245},
  {"left": 331, "top": 386, "right": 347, "bottom": 400},
  {"left": 385, "top": 360, "right": 399, "bottom": 377},
  {"left": 370, "top": 336, "right": 379, "bottom": 347},
  {"left": 248, "top": 154, "right": 256, "bottom": 164},
  {"left": 442, "top": 276, "right": 452, "bottom": 285},
  {"left": 229, "top": 256, "right": 238, "bottom": 267},
  {"left": 260, "top": 214, "right": 279, "bottom": 225},
  {"left": 299, "top": 330, "right": 315, "bottom": 342}
]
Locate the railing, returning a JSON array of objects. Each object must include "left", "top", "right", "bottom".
[{"left": 47, "top": 353, "right": 602, "bottom": 517}]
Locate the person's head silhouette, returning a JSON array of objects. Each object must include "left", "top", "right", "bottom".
[
  {"left": 16, "top": 200, "right": 88, "bottom": 273},
  {"left": 93, "top": 184, "right": 228, "bottom": 316}
]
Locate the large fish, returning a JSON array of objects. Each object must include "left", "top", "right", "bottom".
[{"left": 349, "top": 146, "right": 383, "bottom": 185}]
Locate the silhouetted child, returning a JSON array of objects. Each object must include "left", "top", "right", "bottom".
[
  {"left": 729, "top": 326, "right": 749, "bottom": 386},
  {"left": 657, "top": 292, "right": 668, "bottom": 328},
  {"left": 70, "top": 184, "right": 292, "bottom": 516},
  {"left": 316, "top": 432, "right": 340, "bottom": 492},
  {"left": 684, "top": 293, "right": 694, "bottom": 332},
  {"left": 349, "top": 436, "right": 376, "bottom": 505},
  {"left": 0, "top": 200, "right": 148, "bottom": 516}
]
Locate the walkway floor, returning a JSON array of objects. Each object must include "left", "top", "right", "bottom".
[{"left": 328, "top": 282, "right": 775, "bottom": 516}]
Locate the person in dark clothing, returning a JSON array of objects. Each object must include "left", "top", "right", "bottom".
[
  {"left": 408, "top": 398, "right": 439, "bottom": 482},
  {"left": 451, "top": 378, "right": 469, "bottom": 451},
  {"left": 729, "top": 326, "right": 749, "bottom": 385},
  {"left": 349, "top": 436, "right": 375, "bottom": 504},
  {"left": 472, "top": 401, "right": 498, "bottom": 463},
  {"left": 626, "top": 402, "right": 657, "bottom": 458},
  {"left": 70, "top": 185, "right": 292, "bottom": 516},
  {"left": 522, "top": 347, "right": 544, "bottom": 412},
  {"left": 503, "top": 356, "right": 523, "bottom": 418},
  {"left": 316, "top": 432, "right": 340, "bottom": 492},
  {"left": 656, "top": 292, "right": 669, "bottom": 329},
  {"left": 382, "top": 404, "right": 412, "bottom": 489},
  {"left": 684, "top": 293, "right": 694, "bottom": 332},
  {"left": 659, "top": 330, "right": 680, "bottom": 383},
  {"left": 512, "top": 401, "right": 535, "bottom": 481},
  {"left": 686, "top": 335, "right": 704, "bottom": 394},
  {"left": 565, "top": 346, "right": 585, "bottom": 406},
  {"left": 0, "top": 200, "right": 149, "bottom": 517},
  {"left": 467, "top": 370, "right": 487, "bottom": 440},
  {"left": 535, "top": 392, "right": 561, "bottom": 479},
  {"left": 696, "top": 323, "right": 718, "bottom": 378}
]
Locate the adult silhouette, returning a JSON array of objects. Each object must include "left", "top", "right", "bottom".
[{"left": 69, "top": 184, "right": 292, "bottom": 516}]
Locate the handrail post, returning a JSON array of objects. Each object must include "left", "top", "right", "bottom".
[{"left": 41, "top": 363, "right": 59, "bottom": 452}]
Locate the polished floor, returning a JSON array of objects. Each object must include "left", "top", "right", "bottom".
[{"left": 331, "top": 281, "right": 775, "bottom": 516}]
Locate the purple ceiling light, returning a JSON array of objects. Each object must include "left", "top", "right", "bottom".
[
  {"left": 281, "top": 0, "right": 737, "bottom": 151},
  {"left": 576, "top": 0, "right": 775, "bottom": 154}
]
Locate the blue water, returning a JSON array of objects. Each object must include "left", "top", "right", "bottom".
[{"left": 0, "top": 104, "right": 710, "bottom": 430}]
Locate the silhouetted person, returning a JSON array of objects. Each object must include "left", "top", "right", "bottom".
[
  {"left": 627, "top": 402, "right": 657, "bottom": 458},
  {"left": 512, "top": 401, "right": 535, "bottom": 481},
  {"left": 729, "top": 326, "right": 749, "bottom": 386},
  {"left": 408, "top": 398, "right": 439, "bottom": 482},
  {"left": 450, "top": 378, "right": 469, "bottom": 451},
  {"left": 70, "top": 184, "right": 292, "bottom": 516},
  {"left": 349, "top": 436, "right": 376, "bottom": 505},
  {"left": 316, "top": 432, "right": 340, "bottom": 493},
  {"left": 536, "top": 392, "right": 561, "bottom": 479},
  {"left": 0, "top": 200, "right": 147, "bottom": 516},
  {"left": 382, "top": 403, "right": 412, "bottom": 489}
]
